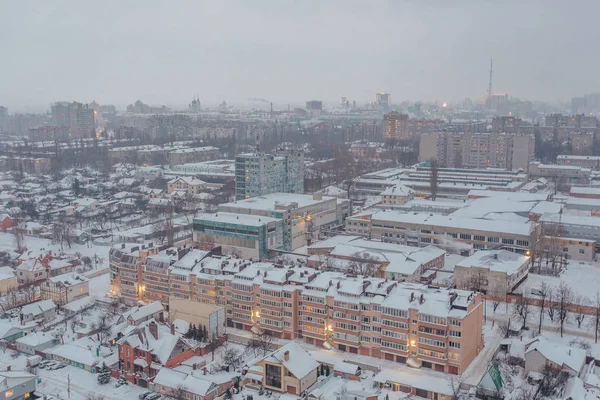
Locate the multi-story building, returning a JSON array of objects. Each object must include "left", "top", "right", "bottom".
[
  {"left": 376, "top": 93, "right": 392, "bottom": 109},
  {"left": 40, "top": 273, "right": 89, "bottom": 306},
  {"left": 305, "top": 100, "right": 322, "bottom": 117},
  {"left": 167, "top": 146, "right": 219, "bottom": 166},
  {"left": 454, "top": 250, "right": 530, "bottom": 297},
  {"left": 528, "top": 162, "right": 590, "bottom": 185},
  {"left": 383, "top": 112, "right": 409, "bottom": 140},
  {"left": 419, "top": 132, "right": 535, "bottom": 171},
  {"left": 557, "top": 155, "right": 600, "bottom": 170},
  {"left": 345, "top": 210, "right": 538, "bottom": 255},
  {"left": 111, "top": 251, "right": 484, "bottom": 375},
  {"left": 0, "top": 106, "right": 7, "bottom": 118},
  {"left": 51, "top": 101, "right": 95, "bottom": 138},
  {"left": 28, "top": 126, "right": 70, "bottom": 142},
  {"left": 235, "top": 150, "right": 304, "bottom": 200}
]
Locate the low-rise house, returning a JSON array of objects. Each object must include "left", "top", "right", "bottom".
[
  {"left": 15, "top": 258, "right": 48, "bottom": 285},
  {"left": 0, "top": 371, "right": 36, "bottom": 400},
  {"left": 167, "top": 177, "right": 208, "bottom": 195},
  {"left": 0, "top": 214, "right": 13, "bottom": 232},
  {"left": 454, "top": 250, "right": 531, "bottom": 297},
  {"left": 152, "top": 368, "right": 236, "bottom": 400},
  {"left": 117, "top": 319, "right": 195, "bottom": 387},
  {"left": 40, "top": 274, "right": 89, "bottom": 306},
  {"left": 50, "top": 336, "right": 113, "bottom": 373},
  {"left": 20, "top": 300, "right": 56, "bottom": 323},
  {"left": 124, "top": 301, "right": 164, "bottom": 326},
  {"left": 0, "top": 322, "right": 28, "bottom": 343},
  {"left": 524, "top": 338, "right": 586, "bottom": 377},
  {"left": 47, "top": 259, "right": 75, "bottom": 277},
  {"left": 0, "top": 266, "right": 17, "bottom": 294},
  {"left": 15, "top": 332, "right": 56, "bottom": 355},
  {"left": 248, "top": 341, "right": 319, "bottom": 394}
]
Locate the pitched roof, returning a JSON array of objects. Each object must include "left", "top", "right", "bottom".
[
  {"left": 21, "top": 300, "right": 55, "bottom": 317},
  {"left": 262, "top": 341, "right": 318, "bottom": 380},
  {"left": 526, "top": 338, "right": 587, "bottom": 372}
]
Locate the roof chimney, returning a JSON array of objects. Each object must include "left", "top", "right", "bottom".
[
  {"left": 284, "top": 350, "right": 290, "bottom": 361},
  {"left": 149, "top": 321, "right": 159, "bottom": 340}
]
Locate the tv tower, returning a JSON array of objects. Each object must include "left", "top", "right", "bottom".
[{"left": 487, "top": 58, "right": 493, "bottom": 98}]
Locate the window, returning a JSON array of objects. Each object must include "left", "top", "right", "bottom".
[
  {"left": 449, "top": 341, "right": 461, "bottom": 349},
  {"left": 449, "top": 330, "right": 461, "bottom": 337},
  {"left": 516, "top": 240, "right": 529, "bottom": 247},
  {"left": 502, "top": 238, "right": 514, "bottom": 245},
  {"left": 459, "top": 233, "right": 471, "bottom": 240},
  {"left": 473, "top": 235, "right": 485, "bottom": 241},
  {"left": 580, "top": 249, "right": 585, "bottom": 254},
  {"left": 488, "top": 237, "right": 499, "bottom": 243},
  {"left": 563, "top": 247, "right": 569, "bottom": 252}
]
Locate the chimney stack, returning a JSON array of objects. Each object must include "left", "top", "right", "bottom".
[
  {"left": 284, "top": 350, "right": 290, "bottom": 361},
  {"left": 149, "top": 321, "right": 159, "bottom": 340}
]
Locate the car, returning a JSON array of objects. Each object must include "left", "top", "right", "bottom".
[
  {"left": 54, "top": 363, "right": 66, "bottom": 369},
  {"left": 146, "top": 394, "right": 162, "bottom": 400},
  {"left": 47, "top": 363, "right": 61, "bottom": 370},
  {"left": 38, "top": 361, "right": 51, "bottom": 369},
  {"left": 139, "top": 391, "right": 153, "bottom": 399}
]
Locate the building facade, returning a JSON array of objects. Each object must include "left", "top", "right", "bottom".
[
  {"left": 383, "top": 112, "right": 409, "bottom": 140},
  {"left": 235, "top": 150, "right": 304, "bottom": 200}
]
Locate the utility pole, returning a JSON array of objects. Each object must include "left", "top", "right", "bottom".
[{"left": 67, "top": 374, "right": 71, "bottom": 399}]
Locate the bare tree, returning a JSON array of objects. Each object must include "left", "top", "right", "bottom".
[
  {"left": 96, "top": 311, "right": 112, "bottom": 344},
  {"left": 220, "top": 342, "right": 241, "bottom": 370},
  {"left": 536, "top": 282, "right": 551, "bottom": 334},
  {"left": 546, "top": 287, "right": 556, "bottom": 322},
  {"left": 85, "top": 393, "right": 106, "bottom": 400},
  {"left": 573, "top": 295, "right": 588, "bottom": 329},
  {"left": 347, "top": 251, "right": 380, "bottom": 277},
  {"left": 429, "top": 158, "right": 440, "bottom": 201},
  {"left": 512, "top": 295, "right": 532, "bottom": 330},
  {"left": 448, "top": 376, "right": 465, "bottom": 400},
  {"left": 247, "top": 331, "right": 275, "bottom": 357},
  {"left": 498, "top": 318, "right": 512, "bottom": 338},
  {"left": 12, "top": 216, "right": 26, "bottom": 254},
  {"left": 556, "top": 281, "right": 573, "bottom": 337},
  {"left": 530, "top": 365, "right": 569, "bottom": 400},
  {"left": 168, "top": 384, "right": 189, "bottom": 400}
]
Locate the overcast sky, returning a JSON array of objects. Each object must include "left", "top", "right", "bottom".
[{"left": 1, "top": 0, "right": 598, "bottom": 112}]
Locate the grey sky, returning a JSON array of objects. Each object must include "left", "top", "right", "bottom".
[{"left": 1, "top": 0, "right": 598, "bottom": 111}]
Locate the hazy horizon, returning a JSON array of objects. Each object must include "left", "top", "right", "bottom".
[{"left": 1, "top": 0, "right": 599, "bottom": 112}]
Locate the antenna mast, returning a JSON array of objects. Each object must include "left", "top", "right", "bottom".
[{"left": 487, "top": 58, "right": 493, "bottom": 98}]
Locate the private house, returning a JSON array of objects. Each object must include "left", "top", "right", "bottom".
[
  {"left": 249, "top": 342, "right": 319, "bottom": 394},
  {"left": 124, "top": 301, "right": 164, "bottom": 326},
  {"left": 15, "top": 258, "right": 48, "bottom": 285},
  {"left": 20, "top": 300, "right": 56, "bottom": 323},
  {"left": 15, "top": 332, "right": 56, "bottom": 355},
  {"left": 40, "top": 274, "right": 90, "bottom": 306},
  {"left": 0, "top": 371, "right": 36, "bottom": 400},
  {"left": 152, "top": 368, "right": 236, "bottom": 400},
  {"left": 117, "top": 320, "right": 195, "bottom": 387},
  {"left": 0, "top": 266, "right": 17, "bottom": 294},
  {"left": 524, "top": 338, "right": 586, "bottom": 377},
  {"left": 50, "top": 336, "right": 114, "bottom": 373}
]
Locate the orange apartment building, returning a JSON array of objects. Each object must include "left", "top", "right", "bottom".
[{"left": 110, "top": 247, "right": 484, "bottom": 375}]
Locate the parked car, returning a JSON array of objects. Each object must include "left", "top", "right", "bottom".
[
  {"left": 54, "top": 363, "right": 66, "bottom": 370},
  {"left": 139, "top": 392, "right": 153, "bottom": 399},
  {"left": 146, "top": 394, "right": 162, "bottom": 400}
]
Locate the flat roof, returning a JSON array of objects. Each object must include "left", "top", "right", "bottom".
[
  {"left": 221, "top": 193, "right": 336, "bottom": 211},
  {"left": 194, "top": 212, "right": 280, "bottom": 227}
]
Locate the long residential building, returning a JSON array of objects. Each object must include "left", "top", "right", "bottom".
[
  {"left": 109, "top": 250, "right": 483, "bottom": 375},
  {"left": 345, "top": 210, "right": 538, "bottom": 255},
  {"left": 419, "top": 132, "right": 534, "bottom": 171},
  {"left": 557, "top": 155, "right": 600, "bottom": 170}
]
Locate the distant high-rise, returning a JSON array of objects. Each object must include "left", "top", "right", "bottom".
[
  {"left": 51, "top": 101, "right": 96, "bottom": 138},
  {"left": 235, "top": 149, "right": 304, "bottom": 200},
  {"left": 383, "top": 112, "right": 409, "bottom": 140},
  {"left": 305, "top": 100, "right": 322, "bottom": 117},
  {"left": 376, "top": 93, "right": 391, "bottom": 109},
  {"left": 189, "top": 96, "right": 201, "bottom": 113},
  {"left": 0, "top": 106, "right": 7, "bottom": 118}
]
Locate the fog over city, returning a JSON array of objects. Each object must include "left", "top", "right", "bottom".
[
  {"left": 2, "top": 2, "right": 600, "bottom": 400},
  {"left": 1, "top": 0, "right": 599, "bottom": 110}
]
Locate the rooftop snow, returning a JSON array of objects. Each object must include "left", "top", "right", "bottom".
[{"left": 456, "top": 250, "right": 529, "bottom": 274}]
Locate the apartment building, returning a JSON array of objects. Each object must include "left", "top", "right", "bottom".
[
  {"left": 197, "top": 193, "right": 350, "bottom": 255},
  {"left": 528, "top": 162, "right": 591, "bottom": 185},
  {"left": 167, "top": 146, "right": 219, "bottom": 166},
  {"left": 110, "top": 250, "right": 484, "bottom": 375},
  {"left": 383, "top": 112, "right": 409, "bottom": 140},
  {"left": 454, "top": 250, "right": 531, "bottom": 297},
  {"left": 345, "top": 210, "right": 538, "bottom": 255},
  {"left": 419, "top": 132, "right": 534, "bottom": 171},
  {"left": 235, "top": 150, "right": 304, "bottom": 200},
  {"left": 557, "top": 155, "right": 600, "bottom": 170}
]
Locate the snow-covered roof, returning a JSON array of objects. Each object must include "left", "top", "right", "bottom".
[
  {"left": 118, "top": 319, "right": 185, "bottom": 365},
  {"left": 221, "top": 192, "right": 336, "bottom": 212},
  {"left": 21, "top": 300, "right": 55, "bottom": 317},
  {"left": 127, "top": 301, "right": 164, "bottom": 323},
  {"left": 16, "top": 258, "right": 46, "bottom": 272},
  {"left": 525, "top": 337, "right": 586, "bottom": 373},
  {"left": 262, "top": 341, "right": 319, "bottom": 380},
  {"left": 455, "top": 250, "right": 529, "bottom": 275},
  {"left": 154, "top": 367, "right": 235, "bottom": 397},
  {"left": 15, "top": 332, "right": 54, "bottom": 347},
  {"left": 0, "top": 371, "right": 36, "bottom": 391},
  {"left": 380, "top": 184, "right": 414, "bottom": 197},
  {"left": 50, "top": 336, "right": 111, "bottom": 367},
  {"left": 0, "top": 266, "right": 15, "bottom": 281},
  {"left": 194, "top": 212, "right": 280, "bottom": 227}
]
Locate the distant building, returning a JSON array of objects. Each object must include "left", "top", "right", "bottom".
[
  {"left": 485, "top": 93, "right": 509, "bottom": 110},
  {"left": 305, "top": 100, "right": 322, "bottom": 117},
  {"left": 0, "top": 371, "right": 36, "bottom": 399},
  {"left": 557, "top": 155, "right": 600, "bottom": 170},
  {"left": 189, "top": 96, "right": 201, "bottom": 113},
  {"left": 235, "top": 150, "right": 304, "bottom": 200},
  {"left": 420, "top": 132, "right": 534, "bottom": 171},
  {"left": 50, "top": 101, "right": 95, "bottom": 138},
  {"left": 383, "top": 112, "right": 409, "bottom": 141},
  {"left": 375, "top": 93, "right": 391, "bottom": 109},
  {"left": 528, "top": 162, "right": 590, "bottom": 185},
  {"left": 0, "top": 106, "right": 7, "bottom": 118}
]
